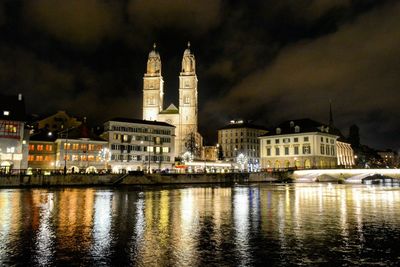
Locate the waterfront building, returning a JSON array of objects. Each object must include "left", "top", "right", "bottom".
[
  {"left": 142, "top": 43, "right": 202, "bottom": 158},
  {"left": 201, "top": 145, "right": 218, "bottom": 161},
  {"left": 54, "top": 122, "right": 108, "bottom": 173},
  {"left": 102, "top": 118, "right": 175, "bottom": 173},
  {"left": 218, "top": 120, "right": 268, "bottom": 171},
  {"left": 28, "top": 130, "right": 57, "bottom": 171},
  {"left": 259, "top": 119, "right": 338, "bottom": 169},
  {"left": 0, "top": 94, "right": 29, "bottom": 172}
]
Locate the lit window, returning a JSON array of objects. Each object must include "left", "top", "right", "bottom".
[
  {"left": 3, "top": 111, "right": 9, "bottom": 116},
  {"left": 29, "top": 144, "right": 35, "bottom": 151},
  {"left": 37, "top": 145, "right": 44, "bottom": 151},
  {"left": 28, "top": 155, "right": 34, "bottom": 161},
  {"left": 45, "top": 145, "right": 52, "bottom": 151},
  {"left": 36, "top": 155, "right": 43, "bottom": 161}
]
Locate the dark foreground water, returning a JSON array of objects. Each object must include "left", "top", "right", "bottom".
[{"left": 1, "top": 184, "right": 400, "bottom": 266}]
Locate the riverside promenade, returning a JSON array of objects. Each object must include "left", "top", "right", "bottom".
[{"left": 0, "top": 172, "right": 279, "bottom": 188}]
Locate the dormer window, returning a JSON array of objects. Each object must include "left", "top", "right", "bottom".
[
  {"left": 3, "top": 111, "right": 9, "bottom": 116},
  {"left": 276, "top": 128, "right": 281, "bottom": 134},
  {"left": 294, "top": 126, "right": 300, "bottom": 133}
]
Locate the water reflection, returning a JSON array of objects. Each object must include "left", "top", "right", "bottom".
[{"left": 0, "top": 184, "right": 400, "bottom": 266}]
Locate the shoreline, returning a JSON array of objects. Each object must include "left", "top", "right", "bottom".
[{"left": 0, "top": 172, "right": 281, "bottom": 189}]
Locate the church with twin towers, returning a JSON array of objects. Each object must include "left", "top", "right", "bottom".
[{"left": 142, "top": 42, "right": 203, "bottom": 157}]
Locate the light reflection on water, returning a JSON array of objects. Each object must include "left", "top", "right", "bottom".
[{"left": 0, "top": 184, "right": 400, "bottom": 266}]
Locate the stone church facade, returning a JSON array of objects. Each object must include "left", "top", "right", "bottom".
[{"left": 142, "top": 43, "right": 202, "bottom": 158}]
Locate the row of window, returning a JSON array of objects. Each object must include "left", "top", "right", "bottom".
[
  {"left": 63, "top": 143, "right": 103, "bottom": 151},
  {"left": 267, "top": 137, "right": 306, "bottom": 145},
  {"left": 29, "top": 144, "right": 53, "bottom": 152},
  {"left": 110, "top": 126, "right": 171, "bottom": 135},
  {"left": 28, "top": 155, "right": 101, "bottom": 162},
  {"left": 267, "top": 136, "right": 335, "bottom": 145},
  {"left": 267, "top": 145, "right": 312, "bottom": 156},
  {"left": 112, "top": 134, "right": 171, "bottom": 143},
  {"left": 320, "top": 145, "right": 335, "bottom": 156},
  {"left": 219, "top": 131, "right": 261, "bottom": 138},
  {"left": 111, "top": 144, "right": 170, "bottom": 153},
  {"left": 321, "top": 137, "right": 335, "bottom": 144}
]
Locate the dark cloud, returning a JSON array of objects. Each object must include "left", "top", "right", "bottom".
[
  {"left": 128, "top": 0, "right": 222, "bottom": 33},
  {"left": 204, "top": 1, "right": 400, "bottom": 149},
  {"left": 22, "top": 0, "right": 123, "bottom": 47}
]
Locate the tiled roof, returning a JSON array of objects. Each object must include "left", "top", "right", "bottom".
[{"left": 261, "top": 118, "right": 337, "bottom": 137}]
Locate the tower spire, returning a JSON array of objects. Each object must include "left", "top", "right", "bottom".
[
  {"left": 329, "top": 100, "right": 334, "bottom": 127},
  {"left": 153, "top": 42, "right": 157, "bottom": 50},
  {"left": 187, "top": 41, "right": 190, "bottom": 48}
]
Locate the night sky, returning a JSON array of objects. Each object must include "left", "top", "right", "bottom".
[{"left": 0, "top": 0, "right": 399, "bottom": 150}]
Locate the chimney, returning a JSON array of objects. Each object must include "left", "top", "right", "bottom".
[{"left": 18, "top": 93, "right": 22, "bottom": 101}]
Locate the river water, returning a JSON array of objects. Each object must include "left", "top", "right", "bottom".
[{"left": 1, "top": 184, "right": 400, "bottom": 266}]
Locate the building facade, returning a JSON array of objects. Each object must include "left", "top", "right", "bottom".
[
  {"left": 102, "top": 118, "right": 175, "bottom": 173},
  {"left": 28, "top": 131, "right": 57, "bottom": 171},
  {"left": 336, "top": 141, "right": 355, "bottom": 168},
  {"left": 54, "top": 123, "right": 108, "bottom": 173},
  {"left": 218, "top": 120, "right": 268, "bottom": 171},
  {"left": 259, "top": 119, "right": 338, "bottom": 169},
  {"left": 142, "top": 43, "right": 202, "bottom": 158},
  {"left": 0, "top": 94, "right": 29, "bottom": 173}
]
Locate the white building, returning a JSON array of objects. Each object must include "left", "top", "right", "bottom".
[
  {"left": 218, "top": 120, "right": 268, "bottom": 171},
  {"left": 0, "top": 94, "right": 29, "bottom": 173},
  {"left": 259, "top": 119, "right": 338, "bottom": 169},
  {"left": 102, "top": 118, "right": 175, "bottom": 173},
  {"left": 142, "top": 42, "right": 202, "bottom": 158},
  {"left": 52, "top": 123, "right": 108, "bottom": 173}
]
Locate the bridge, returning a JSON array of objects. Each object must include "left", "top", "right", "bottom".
[{"left": 291, "top": 169, "right": 400, "bottom": 183}]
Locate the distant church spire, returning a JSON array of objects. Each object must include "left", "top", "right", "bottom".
[
  {"left": 153, "top": 42, "right": 157, "bottom": 50},
  {"left": 187, "top": 41, "right": 191, "bottom": 48},
  {"left": 329, "top": 100, "right": 334, "bottom": 127}
]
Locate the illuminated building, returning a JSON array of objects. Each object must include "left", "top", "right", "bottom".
[
  {"left": 28, "top": 130, "right": 57, "bottom": 171},
  {"left": 259, "top": 119, "right": 338, "bottom": 169},
  {"left": 218, "top": 120, "right": 268, "bottom": 171},
  {"left": 201, "top": 145, "right": 218, "bottom": 161},
  {"left": 142, "top": 43, "right": 202, "bottom": 158},
  {"left": 54, "top": 122, "right": 107, "bottom": 173},
  {"left": 0, "top": 94, "right": 29, "bottom": 172},
  {"left": 102, "top": 118, "right": 175, "bottom": 173}
]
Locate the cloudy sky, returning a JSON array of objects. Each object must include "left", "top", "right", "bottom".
[{"left": 0, "top": 0, "right": 399, "bottom": 150}]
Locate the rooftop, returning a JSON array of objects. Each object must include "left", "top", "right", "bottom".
[
  {"left": 108, "top": 117, "right": 175, "bottom": 127},
  {"left": 261, "top": 118, "right": 338, "bottom": 137}
]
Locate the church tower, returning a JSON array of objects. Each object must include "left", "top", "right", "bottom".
[
  {"left": 178, "top": 42, "right": 199, "bottom": 153},
  {"left": 143, "top": 43, "right": 164, "bottom": 121}
]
